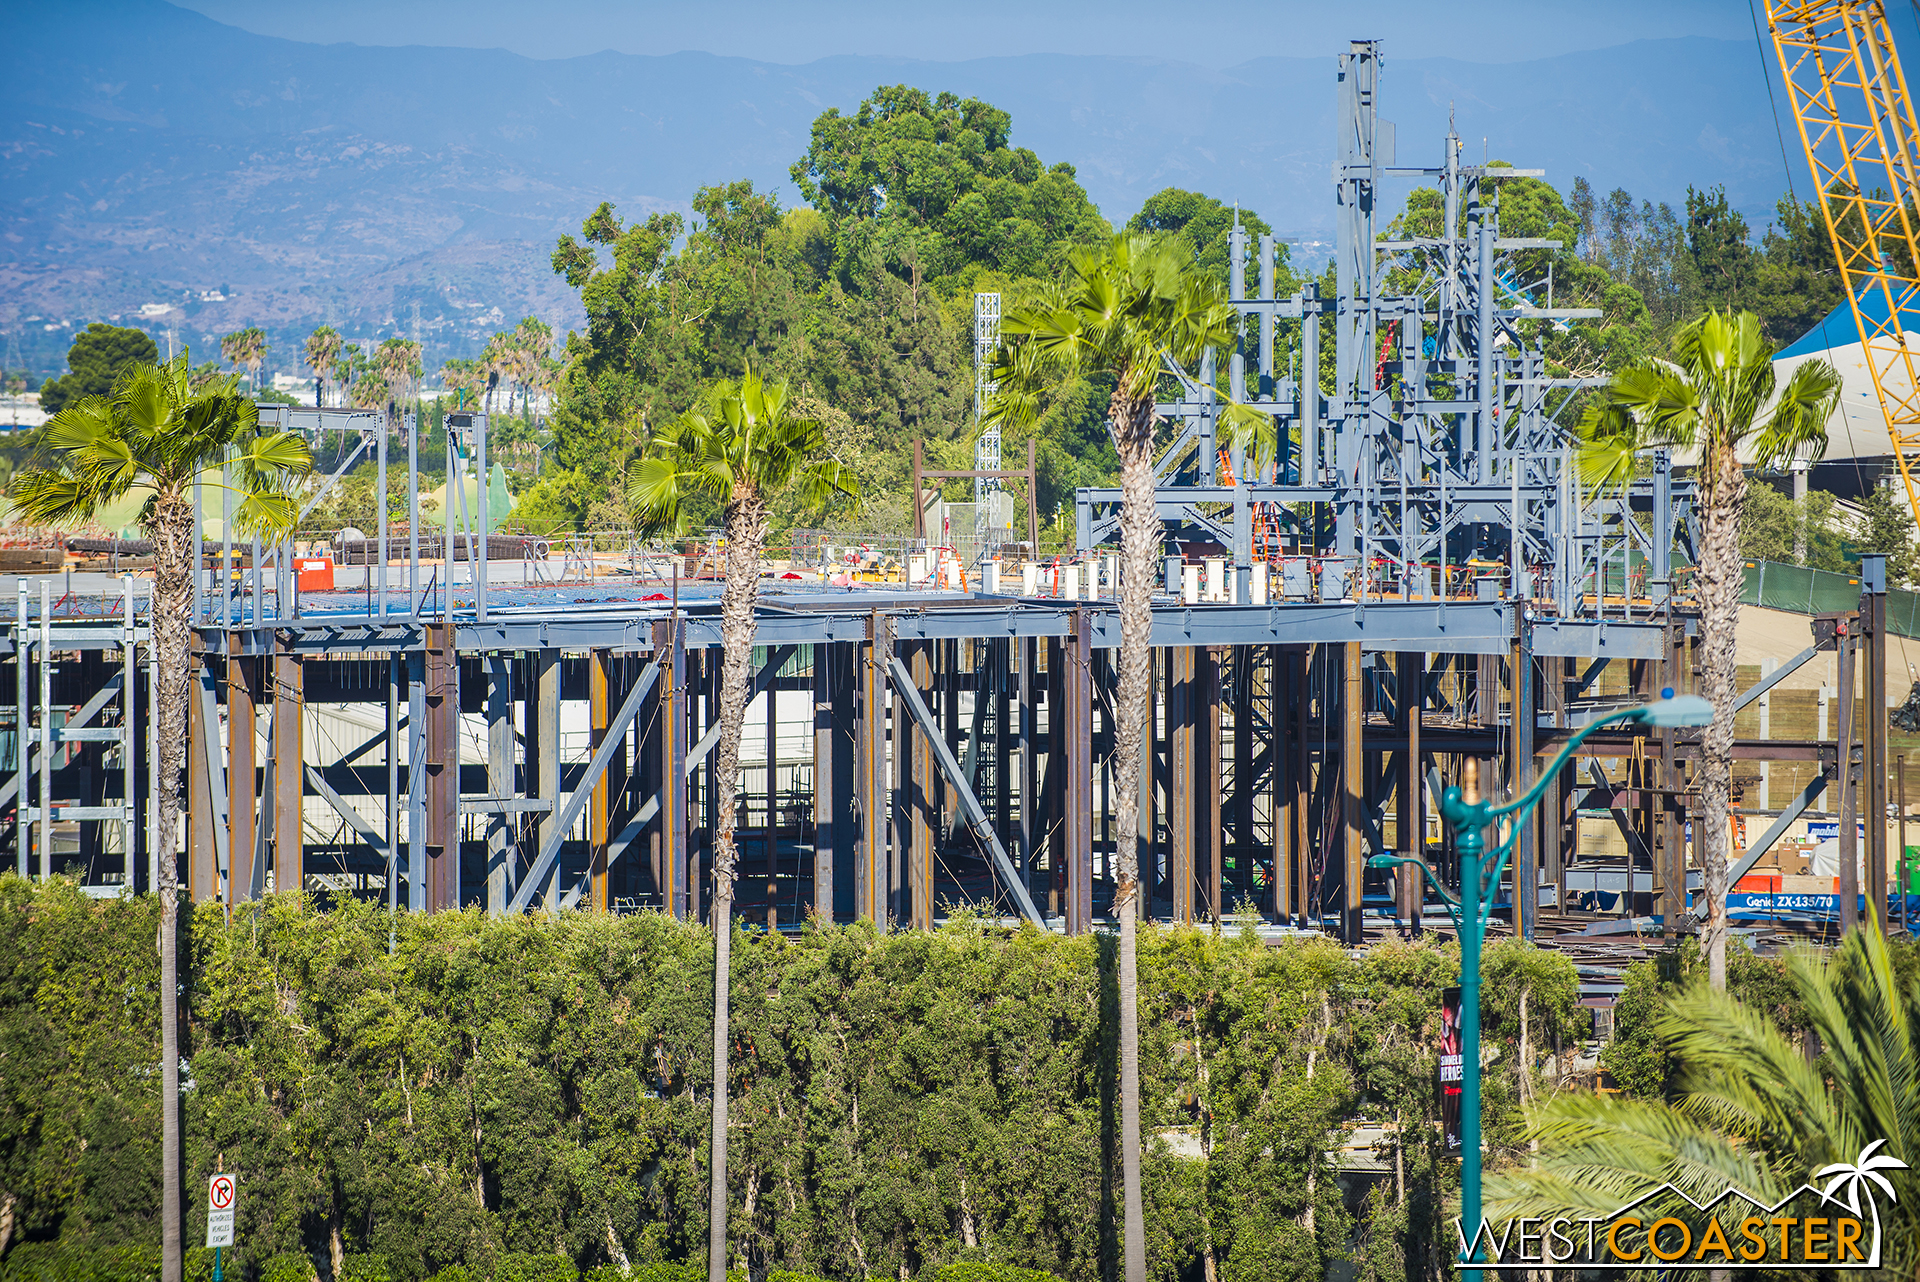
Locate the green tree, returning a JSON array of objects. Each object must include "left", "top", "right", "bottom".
[
  {"left": 1685, "top": 185, "right": 1754, "bottom": 315},
  {"left": 373, "top": 338, "right": 423, "bottom": 419},
  {"left": 791, "top": 85, "right": 1109, "bottom": 287},
  {"left": 1751, "top": 193, "right": 1846, "bottom": 348},
  {"left": 7, "top": 354, "right": 311, "bottom": 1282},
  {"left": 1126, "top": 189, "right": 1282, "bottom": 288},
  {"left": 1578, "top": 311, "right": 1839, "bottom": 992},
  {"left": 37, "top": 324, "right": 160, "bottom": 418},
  {"left": 990, "top": 233, "right": 1255, "bottom": 1282},
  {"left": 1487, "top": 925, "right": 1920, "bottom": 1275},
  {"left": 219, "top": 327, "right": 269, "bottom": 394},
  {"left": 304, "top": 326, "right": 344, "bottom": 408},
  {"left": 1598, "top": 938, "right": 1804, "bottom": 1100},
  {"left": 625, "top": 371, "right": 855, "bottom": 1282},
  {"left": 1857, "top": 482, "right": 1919, "bottom": 586},
  {"left": 1739, "top": 480, "right": 1850, "bottom": 569},
  {"left": 1568, "top": 176, "right": 1598, "bottom": 262}
]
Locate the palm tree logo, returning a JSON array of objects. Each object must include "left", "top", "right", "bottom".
[{"left": 1816, "top": 1139, "right": 1908, "bottom": 1219}]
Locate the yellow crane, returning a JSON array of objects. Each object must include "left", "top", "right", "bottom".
[{"left": 1766, "top": 0, "right": 1920, "bottom": 523}]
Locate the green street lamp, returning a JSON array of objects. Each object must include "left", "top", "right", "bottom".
[{"left": 1369, "top": 692, "right": 1712, "bottom": 1263}]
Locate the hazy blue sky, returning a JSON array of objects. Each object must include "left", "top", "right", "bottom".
[{"left": 171, "top": 0, "right": 1764, "bottom": 66}]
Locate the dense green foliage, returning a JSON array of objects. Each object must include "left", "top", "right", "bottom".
[
  {"left": 0, "top": 882, "right": 1588, "bottom": 1282},
  {"left": 1125, "top": 191, "right": 1284, "bottom": 291},
  {"left": 37, "top": 325, "right": 160, "bottom": 418},
  {"left": 1739, "top": 477, "right": 1920, "bottom": 585},
  {"left": 1568, "top": 180, "right": 1845, "bottom": 348},
  {"left": 536, "top": 85, "right": 1126, "bottom": 536},
  {"left": 791, "top": 87, "right": 1108, "bottom": 290},
  {"left": 1597, "top": 938, "right": 1807, "bottom": 1099}
]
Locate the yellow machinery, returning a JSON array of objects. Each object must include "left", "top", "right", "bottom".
[{"left": 1767, "top": 0, "right": 1920, "bottom": 522}]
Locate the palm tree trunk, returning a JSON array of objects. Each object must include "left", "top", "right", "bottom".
[
  {"left": 708, "top": 891, "right": 733, "bottom": 1282},
  {"left": 707, "top": 488, "right": 767, "bottom": 1282},
  {"left": 1109, "top": 387, "right": 1158, "bottom": 1282},
  {"left": 146, "top": 492, "right": 194, "bottom": 1282},
  {"left": 1696, "top": 445, "right": 1746, "bottom": 992}
]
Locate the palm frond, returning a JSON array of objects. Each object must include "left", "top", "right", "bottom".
[
  {"left": 1751, "top": 356, "right": 1842, "bottom": 472},
  {"left": 1497, "top": 924, "right": 1920, "bottom": 1268},
  {"left": 1219, "top": 402, "right": 1278, "bottom": 476},
  {"left": 9, "top": 467, "right": 108, "bottom": 528}
]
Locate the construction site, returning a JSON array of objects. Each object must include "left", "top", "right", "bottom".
[{"left": 12, "top": 12, "right": 1920, "bottom": 987}]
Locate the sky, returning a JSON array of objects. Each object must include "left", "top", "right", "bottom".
[{"left": 171, "top": 0, "right": 1763, "bottom": 66}]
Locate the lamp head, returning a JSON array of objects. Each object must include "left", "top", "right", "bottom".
[
  {"left": 1367, "top": 853, "right": 1402, "bottom": 870},
  {"left": 1632, "top": 694, "right": 1713, "bottom": 728}
]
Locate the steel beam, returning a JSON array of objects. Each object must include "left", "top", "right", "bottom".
[
  {"left": 886, "top": 653, "right": 1044, "bottom": 926},
  {"left": 1722, "top": 769, "right": 1833, "bottom": 894},
  {"left": 274, "top": 643, "right": 304, "bottom": 897},
  {"left": 423, "top": 622, "right": 459, "bottom": 912},
  {"left": 1342, "top": 641, "right": 1365, "bottom": 943},
  {"left": 306, "top": 765, "right": 391, "bottom": 862},
  {"left": 507, "top": 657, "right": 659, "bottom": 915},
  {"left": 1733, "top": 644, "right": 1817, "bottom": 714},
  {"left": 485, "top": 655, "right": 515, "bottom": 913},
  {"left": 227, "top": 641, "right": 257, "bottom": 903},
  {"left": 856, "top": 612, "right": 890, "bottom": 925}
]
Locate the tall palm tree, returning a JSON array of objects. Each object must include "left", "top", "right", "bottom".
[
  {"left": 513, "top": 317, "right": 555, "bottom": 420},
  {"left": 440, "top": 358, "right": 484, "bottom": 411},
  {"left": 304, "top": 326, "right": 344, "bottom": 407},
  {"left": 988, "top": 232, "right": 1257, "bottom": 1282},
  {"left": 481, "top": 331, "right": 516, "bottom": 414},
  {"left": 1577, "top": 310, "right": 1838, "bottom": 990},
  {"left": 1486, "top": 924, "right": 1920, "bottom": 1272},
  {"left": 9, "top": 352, "right": 311, "bottom": 1282},
  {"left": 219, "top": 327, "right": 268, "bottom": 394},
  {"left": 375, "top": 338, "right": 424, "bottom": 420},
  {"left": 625, "top": 369, "right": 855, "bottom": 1282}
]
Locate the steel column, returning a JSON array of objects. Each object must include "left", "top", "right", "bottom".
[
  {"left": 1514, "top": 622, "right": 1536, "bottom": 939},
  {"left": 1397, "top": 650, "right": 1424, "bottom": 932},
  {"left": 1064, "top": 609, "right": 1094, "bottom": 933},
  {"left": 188, "top": 647, "right": 216, "bottom": 900},
  {"left": 1839, "top": 618, "right": 1860, "bottom": 932},
  {"left": 226, "top": 640, "right": 256, "bottom": 903},
  {"left": 424, "top": 622, "right": 459, "bottom": 912},
  {"left": 857, "top": 612, "right": 891, "bottom": 925},
  {"left": 485, "top": 655, "right": 514, "bottom": 913},
  {"left": 532, "top": 649, "right": 562, "bottom": 910},
  {"left": 1169, "top": 646, "right": 1196, "bottom": 924},
  {"left": 1864, "top": 567, "right": 1889, "bottom": 931},
  {"left": 909, "top": 642, "right": 935, "bottom": 929},
  {"left": 1342, "top": 640, "right": 1365, "bottom": 943},
  {"left": 274, "top": 642, "right": 303, "bottom": 898}
]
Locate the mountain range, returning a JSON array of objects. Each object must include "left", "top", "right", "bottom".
[{"left": 2, "top": 0, "right": 1799, "bottom": 379}]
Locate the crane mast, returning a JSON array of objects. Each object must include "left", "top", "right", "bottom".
[{"left": 1768, "top": 0, "right": 1920, "bottom": 523}]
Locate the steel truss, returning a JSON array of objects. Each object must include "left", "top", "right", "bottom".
[{"left": 1074, "top": 41, "right": 1694, "bottom": 617}]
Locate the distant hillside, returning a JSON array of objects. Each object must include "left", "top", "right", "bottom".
[{"left": 1, "top": 0, "right": 1792, "bottom": 381}]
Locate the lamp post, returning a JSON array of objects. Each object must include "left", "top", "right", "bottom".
[{"left": 1369, "top": 692, "right": 1712, "bottom": 1263}]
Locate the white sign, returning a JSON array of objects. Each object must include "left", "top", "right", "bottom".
[{"left": 206, "top": 1173, "right": 236, "bottom": 1248}]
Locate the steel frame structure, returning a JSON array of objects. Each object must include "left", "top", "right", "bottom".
[
  {"left": 38, "top": 38, "right": 1905, "bottom": 948},
  {"left": 1073, "top": 41, "right": 1693, "bottom": 619}
]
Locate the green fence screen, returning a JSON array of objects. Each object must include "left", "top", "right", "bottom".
[{"left": 1741, "top": 560, "right": 1920, "bottom": 637}]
